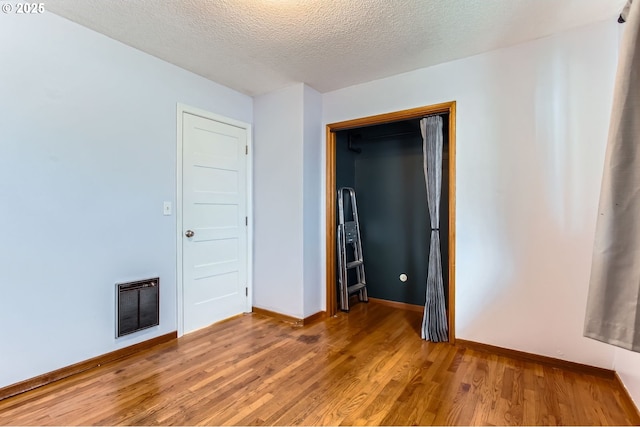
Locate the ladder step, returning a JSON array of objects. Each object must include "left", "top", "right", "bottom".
[
  {"left": 348, "top": 283, "right": 366, "bottom": 294},
  {"left": 346, "top": 260, "right": 363, "bottom": 268}
]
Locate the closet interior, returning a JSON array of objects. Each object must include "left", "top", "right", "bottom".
[{"left": 335, "top": 116, "right": 450, "bottom": 311}]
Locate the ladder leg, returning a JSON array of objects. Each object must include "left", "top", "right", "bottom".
[
  {"left": 340, "top": 228, "right": 350, "bottom": 311},
  {"left": 337, "top": 226, "right": 345, "bottom": 311},
  {"left": 338, "top": 225, "right": 349, "bottom": 311}
]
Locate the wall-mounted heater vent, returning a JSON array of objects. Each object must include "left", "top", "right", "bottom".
[{"left": 117, "top": 278, "right": 159, "bottom": 337}]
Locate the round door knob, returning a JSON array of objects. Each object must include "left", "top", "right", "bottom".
[{"left": 185, "top": 230, "right": 195, "bottom": 238}]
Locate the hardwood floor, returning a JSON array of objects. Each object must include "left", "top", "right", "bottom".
[{"left": 0, "top": 302, "right": 637, "bottom": 425}]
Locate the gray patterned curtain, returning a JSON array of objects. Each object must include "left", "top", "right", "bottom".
[
  {"left": 585, "top": 0, "right": 640, "bottom": 352},
  {"left": 421, "top": 116, "right": 448, "bottom": 342}
]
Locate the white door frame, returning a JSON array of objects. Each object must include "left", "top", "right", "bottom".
[{"left": 176, "top": 103, "right": 253, "bottom": 337}]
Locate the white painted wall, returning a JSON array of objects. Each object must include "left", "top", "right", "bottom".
[
  {"left": 253, "top": 84, "right": 305, "bottom": 317},
  {"left": 253, "top": 83, "right": 323, "bottom": 318},
  {"left": 302, "top": 85, "right": 324, "bottom": 316},
  {"left": 0, "top": 13, "right": 252, "bottom": 388},
  {"left": 323, "top": 20, "right": 619, "bottom": 369}
]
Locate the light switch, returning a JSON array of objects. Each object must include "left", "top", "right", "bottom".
[{"left": 163, "top": 201, "right": 172, "bottom": 216}]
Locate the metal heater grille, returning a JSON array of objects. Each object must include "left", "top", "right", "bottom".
[{"left": 117, "top": 278, "right": 159, "bottom": 337}]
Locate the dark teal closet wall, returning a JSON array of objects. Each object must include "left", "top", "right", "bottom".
[
  {"left": 335, "top": 132, "right": 358, "bottom": 290},
  {"left": 336, "top": 132, "right": 356, "bottom": 190},
  {"left": 335, "top": 118, "right": 449, "bottom": 307}
]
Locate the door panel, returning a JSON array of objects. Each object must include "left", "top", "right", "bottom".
[{"left": 182, "top": 112, "right": 247, "bottom": 333}]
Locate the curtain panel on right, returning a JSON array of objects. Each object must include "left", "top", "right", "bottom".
[
  {"left": 420, "top": 116, "right": 448, "bottom": 342},
  {"left": 585, "top": 0, "right": 640, "bottom": 352}
]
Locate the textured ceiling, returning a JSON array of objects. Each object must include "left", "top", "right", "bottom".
[{"left": 47, "top": 0, "right": 624, "bottom": 96}]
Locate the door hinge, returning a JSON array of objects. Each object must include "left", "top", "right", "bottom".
[
  {"left": 245, "top": 145, "right": 248, "bottom": 155},
  {"left": 245, "top": 287, "right": 248, "bottom": 297},
  {"left": 245, "top": 216, "right": 248, "bottom": 226}
]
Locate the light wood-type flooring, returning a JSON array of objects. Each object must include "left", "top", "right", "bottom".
[{"left": 0, "top": 302, "right": 638, "bottom": 425}]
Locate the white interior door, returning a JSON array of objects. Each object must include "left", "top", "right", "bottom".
[{"left": 182, "top": 112, "right": 248, "bottom": 334}]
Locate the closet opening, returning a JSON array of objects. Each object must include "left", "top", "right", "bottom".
[{"left": 325, "top": 102, "right": 456, "bottom": 341}]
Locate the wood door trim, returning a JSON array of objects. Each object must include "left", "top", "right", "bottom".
[{"left": 325, "top": 102, "right": 457, "bottom": 342}]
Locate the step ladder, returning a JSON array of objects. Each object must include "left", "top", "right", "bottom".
[{"left": 337, "top": 187, "right": 369, "bottom": 312}]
